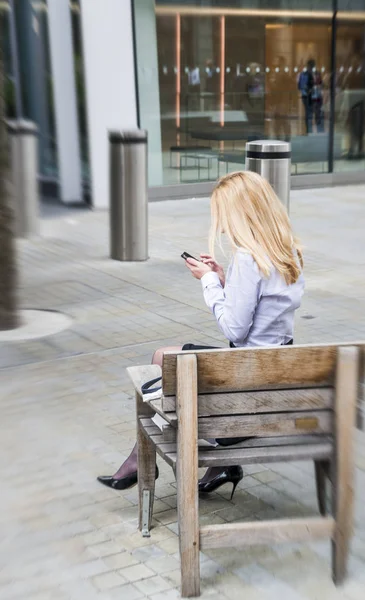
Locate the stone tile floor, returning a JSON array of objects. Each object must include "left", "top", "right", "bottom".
[{"left": 1, "top": 186, "right": 365, "bottom": 599}]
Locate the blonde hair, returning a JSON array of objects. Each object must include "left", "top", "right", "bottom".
[{"left": 209, "top": 171, "right": 303, "bottom": 285}]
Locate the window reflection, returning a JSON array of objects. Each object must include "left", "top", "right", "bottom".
[
  {"left": 335, "top": 9, "right": 365, "bottom": 171},
  {"left": 153, "top": 3, "right": 334, "bottom": 184}
]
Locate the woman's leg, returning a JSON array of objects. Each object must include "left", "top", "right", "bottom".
[{"left": 109, "top": 346, "right": 182, "bottom": 480}]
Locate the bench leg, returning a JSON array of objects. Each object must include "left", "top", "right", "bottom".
[
  {"left": 332, "top": 347, "right": 358, "bottom": 585},
  {"left": 137, "top": 420, "right": 156, "bottom": 537},
  {"left": 176, "top": 354, "right": 200, "bottom": 597},
  {"left": 314, "top": 460, "right": 329, "bottom": 516},
  {"left": 136, "top": 391, "right": 157, "bottom": 538}
]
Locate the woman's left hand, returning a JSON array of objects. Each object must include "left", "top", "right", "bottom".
[{"left": 185, "top": 257, "right": 212, "bottom": 280}]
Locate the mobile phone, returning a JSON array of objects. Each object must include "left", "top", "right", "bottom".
[{"left": 181, "top": 252, "right": 200, "bottom": 262}]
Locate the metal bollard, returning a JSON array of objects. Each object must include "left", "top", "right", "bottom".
[
  {"left": 109, "top": 129, "right": 148, "bottom": 261},
  {"left": 7, "top": 119, "right": 39, "bottom": 238},
  {"left": 245, "top": 140, "right": 291, "bottom": 212}
]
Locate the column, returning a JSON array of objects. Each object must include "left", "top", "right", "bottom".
[
  {"left": 133, "top": 0, "right": 163, "bottom": 186},
  {"left": 48, "top": 0, "right": 82, "bottom": 204},
  {"left": 79, "top": 0, "right": 137, "bottom": 209}
]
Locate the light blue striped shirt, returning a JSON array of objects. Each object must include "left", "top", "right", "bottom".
[{"left": 201, "top": 251, "right": 304, "bottom": 347}]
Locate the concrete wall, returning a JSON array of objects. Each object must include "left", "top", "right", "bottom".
[
  {"left": 80, "top": 0, "right": 137, "bottom": 208},
  {"left": 48, "top": 0, "right": 82, "bottom": 204}
]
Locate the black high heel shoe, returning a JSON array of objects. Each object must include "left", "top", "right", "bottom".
[
  {"left": 198, "top": 465, "right": 243, "bottom": 500},
  {"left": 97, "top": 466, "right": 159, "bottom": 491}
]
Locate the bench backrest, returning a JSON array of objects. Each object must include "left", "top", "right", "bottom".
[{"left": 161, "top": 343, "right": 364, "bottom": 432}]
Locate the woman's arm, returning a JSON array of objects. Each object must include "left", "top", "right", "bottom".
[{"left": 201, "top": 253, "right": 261, "bottom": 344}]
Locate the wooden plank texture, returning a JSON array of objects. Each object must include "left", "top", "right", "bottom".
[
  {"left": 137, "top": 393, "right": 156, "bottom": 534},
  {"left": 162, "top": 442, "right": 332, "bottom": 469},
  {"left": 149, "top": 398, "right": 177, "bottom": 425},
  {"left": 196, "top": 442, "right": 333, "bottom": 467},
  {"left": 162, "top": 345, "right": 338, "bottom": 395},
  {"left": 197, "top": 410, "right": 333, "bottom": 439},
  {"left": 176, "top": 354, "right": 200, "bottom": 598},
  {"left": 139, "top": 418, "right": 333, "bottom": 448},
  {"left": 139, "top": 418, "right": 333, "bottom": 468},
  {"left": 162, "top": 388, "right": 333, "bottom": 414},
  {"left": 332, "top": 346, "right": 359, "bottom": 584},
  {"left": 200, "top": 517, "right": 335, "bottom": 550}
]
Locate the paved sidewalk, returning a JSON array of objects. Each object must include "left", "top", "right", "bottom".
[{"left": 1, "top": 186, "right": 365, "bottom": 600}]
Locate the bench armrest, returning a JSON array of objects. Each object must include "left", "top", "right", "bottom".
[{"left": 127, "top": 364, "right": 162, "bottom": 396}]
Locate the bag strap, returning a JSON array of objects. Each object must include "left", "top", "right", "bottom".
[{"left": 141, "top": 376, "right": 162, "bottom": 396}]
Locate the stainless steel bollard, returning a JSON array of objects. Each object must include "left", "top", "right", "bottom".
[
  {"left": 109, "top": 129, "right": 148, "bottom": 261},
  {"left": 7, "top": 119, "right": 39, "bottom": 238},
  {"left": 245, "top": 140, "right": 291, "bottom": 211}
]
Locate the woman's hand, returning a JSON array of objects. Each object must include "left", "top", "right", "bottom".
[
  {"left": 185, "top": 257, "right": 212, "bottom": 280},
  {"left": 200, "top": 254, "right": 226, "bottom": 287}
]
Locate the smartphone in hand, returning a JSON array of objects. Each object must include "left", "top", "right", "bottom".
[{"left": 181, "top": 252, "right": 200, "bottom": 262}]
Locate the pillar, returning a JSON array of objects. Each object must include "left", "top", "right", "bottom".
[
  {"left": 48, "top": 0, "right": 83, "bottom": 204},
  {"left": 79, "top": 0, "right": 137, "bottom": 209}
]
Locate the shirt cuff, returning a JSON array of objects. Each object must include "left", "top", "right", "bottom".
[{"left": 201, "top": 271, "right": 221, "bottom": 289}]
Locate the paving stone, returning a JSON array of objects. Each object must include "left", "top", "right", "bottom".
[
  {"left": 92, "top": 571, "right": 127, "bottom": 591},
  {"left": 134, "top": 574, "right": 172, "bottom": 596},
  {"left": 148, "top": 589, "right": 180, "bottom": 600},
  {"left": 89, "top": 540, "right": 125, "bottom": 558},
  {"left": 144, "top": 555, "right": 180, "bottom": 575},
  {"left": 103, "top": 551, "right": 139, "bottom": 570},
  {"left": 119, "top": 564, "right": 156, "bottom": 582}
]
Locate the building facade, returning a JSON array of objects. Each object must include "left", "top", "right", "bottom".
[{"left": 2, "top": 0, "right": 365, "bottom": 208}]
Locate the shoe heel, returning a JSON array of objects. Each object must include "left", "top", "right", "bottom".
[{"left": 230, "top": 480, "right": 239, "bottom": 501}]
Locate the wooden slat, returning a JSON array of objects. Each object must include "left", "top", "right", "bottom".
[
  {"left": 332, "top": 346, "right": 359, "bottom": 584},
  {"left": 196, "top": 434, "right": 333, "bottom": 450},
  {"left": 149, "top": 398, "right": 177, "bottom": 425},
  {"left": 163, "top": 442, "right": 333, "bottom": 469},
  {"left": 139, "top": 418, "right": 333, "bottom": 468},
  {"left": 176, "top": 354, "right": 200, "bottom": 598},
  {"left": 162, "top": 345, "right": 338, "bottom": 395},
  {"left": 200, "top": 517, "right": 335, "bottom": 550},
  {"left": 162, "top": 388, "right": 333, "bottom": 415},
  {"left": 197, "top": 410, "right": 333, "bottom": 439},
  {"left": 162, "top": 425, "right": 177, "bottom": 442},
  {"left": 148, "top": 401, "right": 332, "bottom": 435},
  {"left": 139, "top": 418, "right": 333, "bottom": 448},
  {"left": 197, "top": 442, "right": 333, "bottom": 467},
  {"left": 127, "top": 364, "right": 161, "bottom": 395}
]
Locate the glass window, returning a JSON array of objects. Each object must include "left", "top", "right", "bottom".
[
  {"left": 135, "top": 0, "right": 333, "bottom": 187},
  {"left": 1, "top": 1, "right": 16, "bottom": 118},
  {"left": 13, "top": 0, "right": 58, "bottom": 178},
  {"left": 70, "top": 0, "right": 90, "bottom": 186},
  {"left": 334, "top": 2, "right": 365, "bottom": 172}
]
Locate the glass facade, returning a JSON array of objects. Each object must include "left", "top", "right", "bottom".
[
  {"left": 3, "top": 0, "right": 365, "bottom": 201},
  {"left": 70, "top": 0, "right": 90, "bottom": 183},
  {"left": 134, "top": 0, "right": 365, "bottom": 187},
  {"left": 2, "top": 0, "right": 87, "bottom": 187},
  {"left": 335, "top": 2, "right": 365, "bottom": 171},
  {"left": 14, "top": 0, "right": 58, "bottom": 178}
]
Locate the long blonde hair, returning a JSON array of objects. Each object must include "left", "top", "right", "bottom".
[{"left": 209, "top": 171, "right": 303, "bottom": 285}]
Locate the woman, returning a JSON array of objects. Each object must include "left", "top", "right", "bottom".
[{"left": 98, "top": 171, "right": 305, "bottom": 497}]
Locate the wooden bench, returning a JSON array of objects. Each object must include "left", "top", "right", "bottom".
[{"left": 128, "top": 343, "right": 363, "bottom": 597}]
